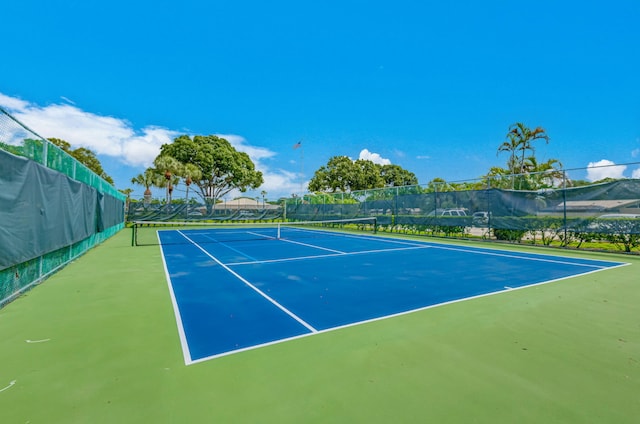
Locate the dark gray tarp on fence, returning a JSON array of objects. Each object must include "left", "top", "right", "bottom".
[
  {"left": 96, "top": 191, "right": 125, "bottom": 232},
  {"left": 0, "top": 149, "right": 110, "bottom": 270},
  {"left": 284, "top": 180, "right": 640, "bottom": 237}
]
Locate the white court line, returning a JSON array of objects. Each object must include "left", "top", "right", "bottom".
[
  {"left": 160, "top": 228, "right": 629, "bottom": 365},
  {"left": 177, "top": 230, "right": 318, "bottom": 335},
  {"left": 247, "top": 231, "right": 276, "bottom": 240},
  {"left": 158, "top": 235, "right": 193, "bottom": 365},
  {"left": 284, "top": 227, "right": 427, "bottom": 247},
  {"left": 226, "top": 245, "right": 431, "bottom": 266},
  {"left": 425, "top": 243, "right": 622, "bottom": 269},
  {"left": 279, "top": 238, "right": 346, "bottom": 254},
  {"left": 189, "top": 261, "right": 626, "bottom": 364},
  {"left": 200, "top": 233, "right": 261, "bottom": 262},
  {"left": 295, "top": 228, "right": 628, "bottom": 269}
]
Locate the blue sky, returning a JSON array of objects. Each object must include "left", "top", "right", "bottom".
[{"left": 1, "top": 0, "right": 639, "bottom": 201}]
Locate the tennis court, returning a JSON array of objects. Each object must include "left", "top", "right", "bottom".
[
  {"left": 153, "top": 222, "right": 627, "bottom": 364},
  {"left": 2, "top": 228, "right": 639, "bottom": 423}
]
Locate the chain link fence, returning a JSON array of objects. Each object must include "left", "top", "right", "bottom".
[
  {"left": 0, "top": 107, "right": 126, "bottom": 307},
  {"left": 285, "top": 169, "right": 640, "bottom": 253}
]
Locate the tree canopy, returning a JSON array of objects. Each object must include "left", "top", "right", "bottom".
[
  {"left": 48, "top": 138, "right": 114, "bottom": 184},
  {"left": 308, "top": 156, "right": 418, "bottom": 192},
  {"left": 155, "top": 135, "right": 263, "bottom": 203}
]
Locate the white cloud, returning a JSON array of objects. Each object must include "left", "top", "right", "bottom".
[
  {"left": 119, "top": 127, "right": 179, "bottom": 167},
  {"left": 225, "top": 168, "right": 303, "bottom": 201},
  {"left": 220, "top": 134, "right": 303, "bottom": 198},
  {"left": 0, "top": 95, "right": 178, "bottom": 167},
  {"left": 586, "top": 159, "right": 627, "bottom": 181},
  {"left": 630, "top": 138, "right": 640, "bottom": 158},
  {"left": 359, "top": 148, "right": 390, "bottom": 165},
  {"left": 256, "top": 169, "right": 303, "bottom": 197},
  {"left": 0, "top": 92, "right": 29, "bottom": 110},
  {"left": 0, "top": 92, "right": 300, "bottom": 198},
  {"left": 216, "top": 133, "right": 275, "bottom": 161},
  {"left": 632, "top": 168, "right": 640, "bottom": 179},
  {"left": 215, "top": 133, "right": 302, "bottom": 197}
]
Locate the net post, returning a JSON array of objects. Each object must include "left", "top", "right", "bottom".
[
  {"left": 277, "top": 223, "right": 281, "bottom": 239},
  {"left": 373, "top": 217, "right": 377, "bottom": 234},
  {"left": 131, "top": 222, "right": 136, "bottom": 246}
]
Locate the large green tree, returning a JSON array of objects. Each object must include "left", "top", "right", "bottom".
[
  {"left": 379, "top": 164, "right": 419, "bottom": 187},
  {"left": 308, "top": 156, "right": 417, "bottom": 192},
  {"left": 308, "top": 156, "right": 355, "bottom": 192},
  {"left": 48, "top": 138, "right": 114, "bottom": 184},
  {"left": 156, "top": 135, "right": 263, "bottom": 204}
]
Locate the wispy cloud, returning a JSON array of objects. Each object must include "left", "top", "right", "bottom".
[
  {"left": 60, "top": 96, "right": 76, "bottom": 105},
  {"left": 393, "top": 149, "right": 406, "bottom": 159}
]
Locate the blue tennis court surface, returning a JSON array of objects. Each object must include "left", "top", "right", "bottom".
[{"left": 157, "top": 226, "right": 626, "bottom": 364}]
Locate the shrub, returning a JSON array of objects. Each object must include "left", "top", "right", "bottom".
[{"left": 493, "top": 228, "right": 526, "bottom": 242}]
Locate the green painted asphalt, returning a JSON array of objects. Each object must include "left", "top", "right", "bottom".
[{"left": 0, "top": 230, "right": 638, "bottom": 423}]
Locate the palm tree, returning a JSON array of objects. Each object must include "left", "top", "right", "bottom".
[
  {"left": 154, "top": 156, "right": 182, "bottom": 205},
  {"left": 484, "top": 166, "right": 511, "bottom": 189},
  {"left": 498, "top": 123, "right": 550, "bottom": 174},
  {"left": 131, "top": 169, "right": 156, "bottom": 207},
  {"left": 498, "top": 123, "right": 550, "bottom": 189},
  {"left": 524, "top": 157, "right": 564, "bottom": 188},
  {"left": 260, "top": 190, "right": 267, "bottom": 209},
  {"left": 119, "top": 188, "right": 134, "bottom": 215},
  {"left": 497, "top": 133, "right": 521, "bottom": 175},
  {"left": 514, "top": 123, "right": 550, "bottom": 174},
  {"left": 183, "top": 163, "right": 202, "bottom": 217}
]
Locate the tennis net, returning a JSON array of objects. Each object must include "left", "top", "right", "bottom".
[{"left": 131, "top": 217, "right": 378, "bottom": 246}]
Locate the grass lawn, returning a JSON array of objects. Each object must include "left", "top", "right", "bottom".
[{"left": 0, "top": 229, "right": 639, "bottom": 423}]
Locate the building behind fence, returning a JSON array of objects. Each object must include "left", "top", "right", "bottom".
[{"left": 0, "top": 107, "right": 126, "bottom": 307}]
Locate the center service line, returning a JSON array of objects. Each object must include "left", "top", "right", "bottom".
[{"left": 176, "top": 230, "right": 318, "bottom": 333}]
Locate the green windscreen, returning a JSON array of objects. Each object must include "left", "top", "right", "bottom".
[{"left": 0, "top": 106, "right": 126, "bottom": 307}]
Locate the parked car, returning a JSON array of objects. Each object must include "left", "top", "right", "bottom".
[
  {"left": 472, "top": 211, "right": 490, "bottom": 226},
  {"left": 427, "top": 208, "right": 468, "bottom": 217}
]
